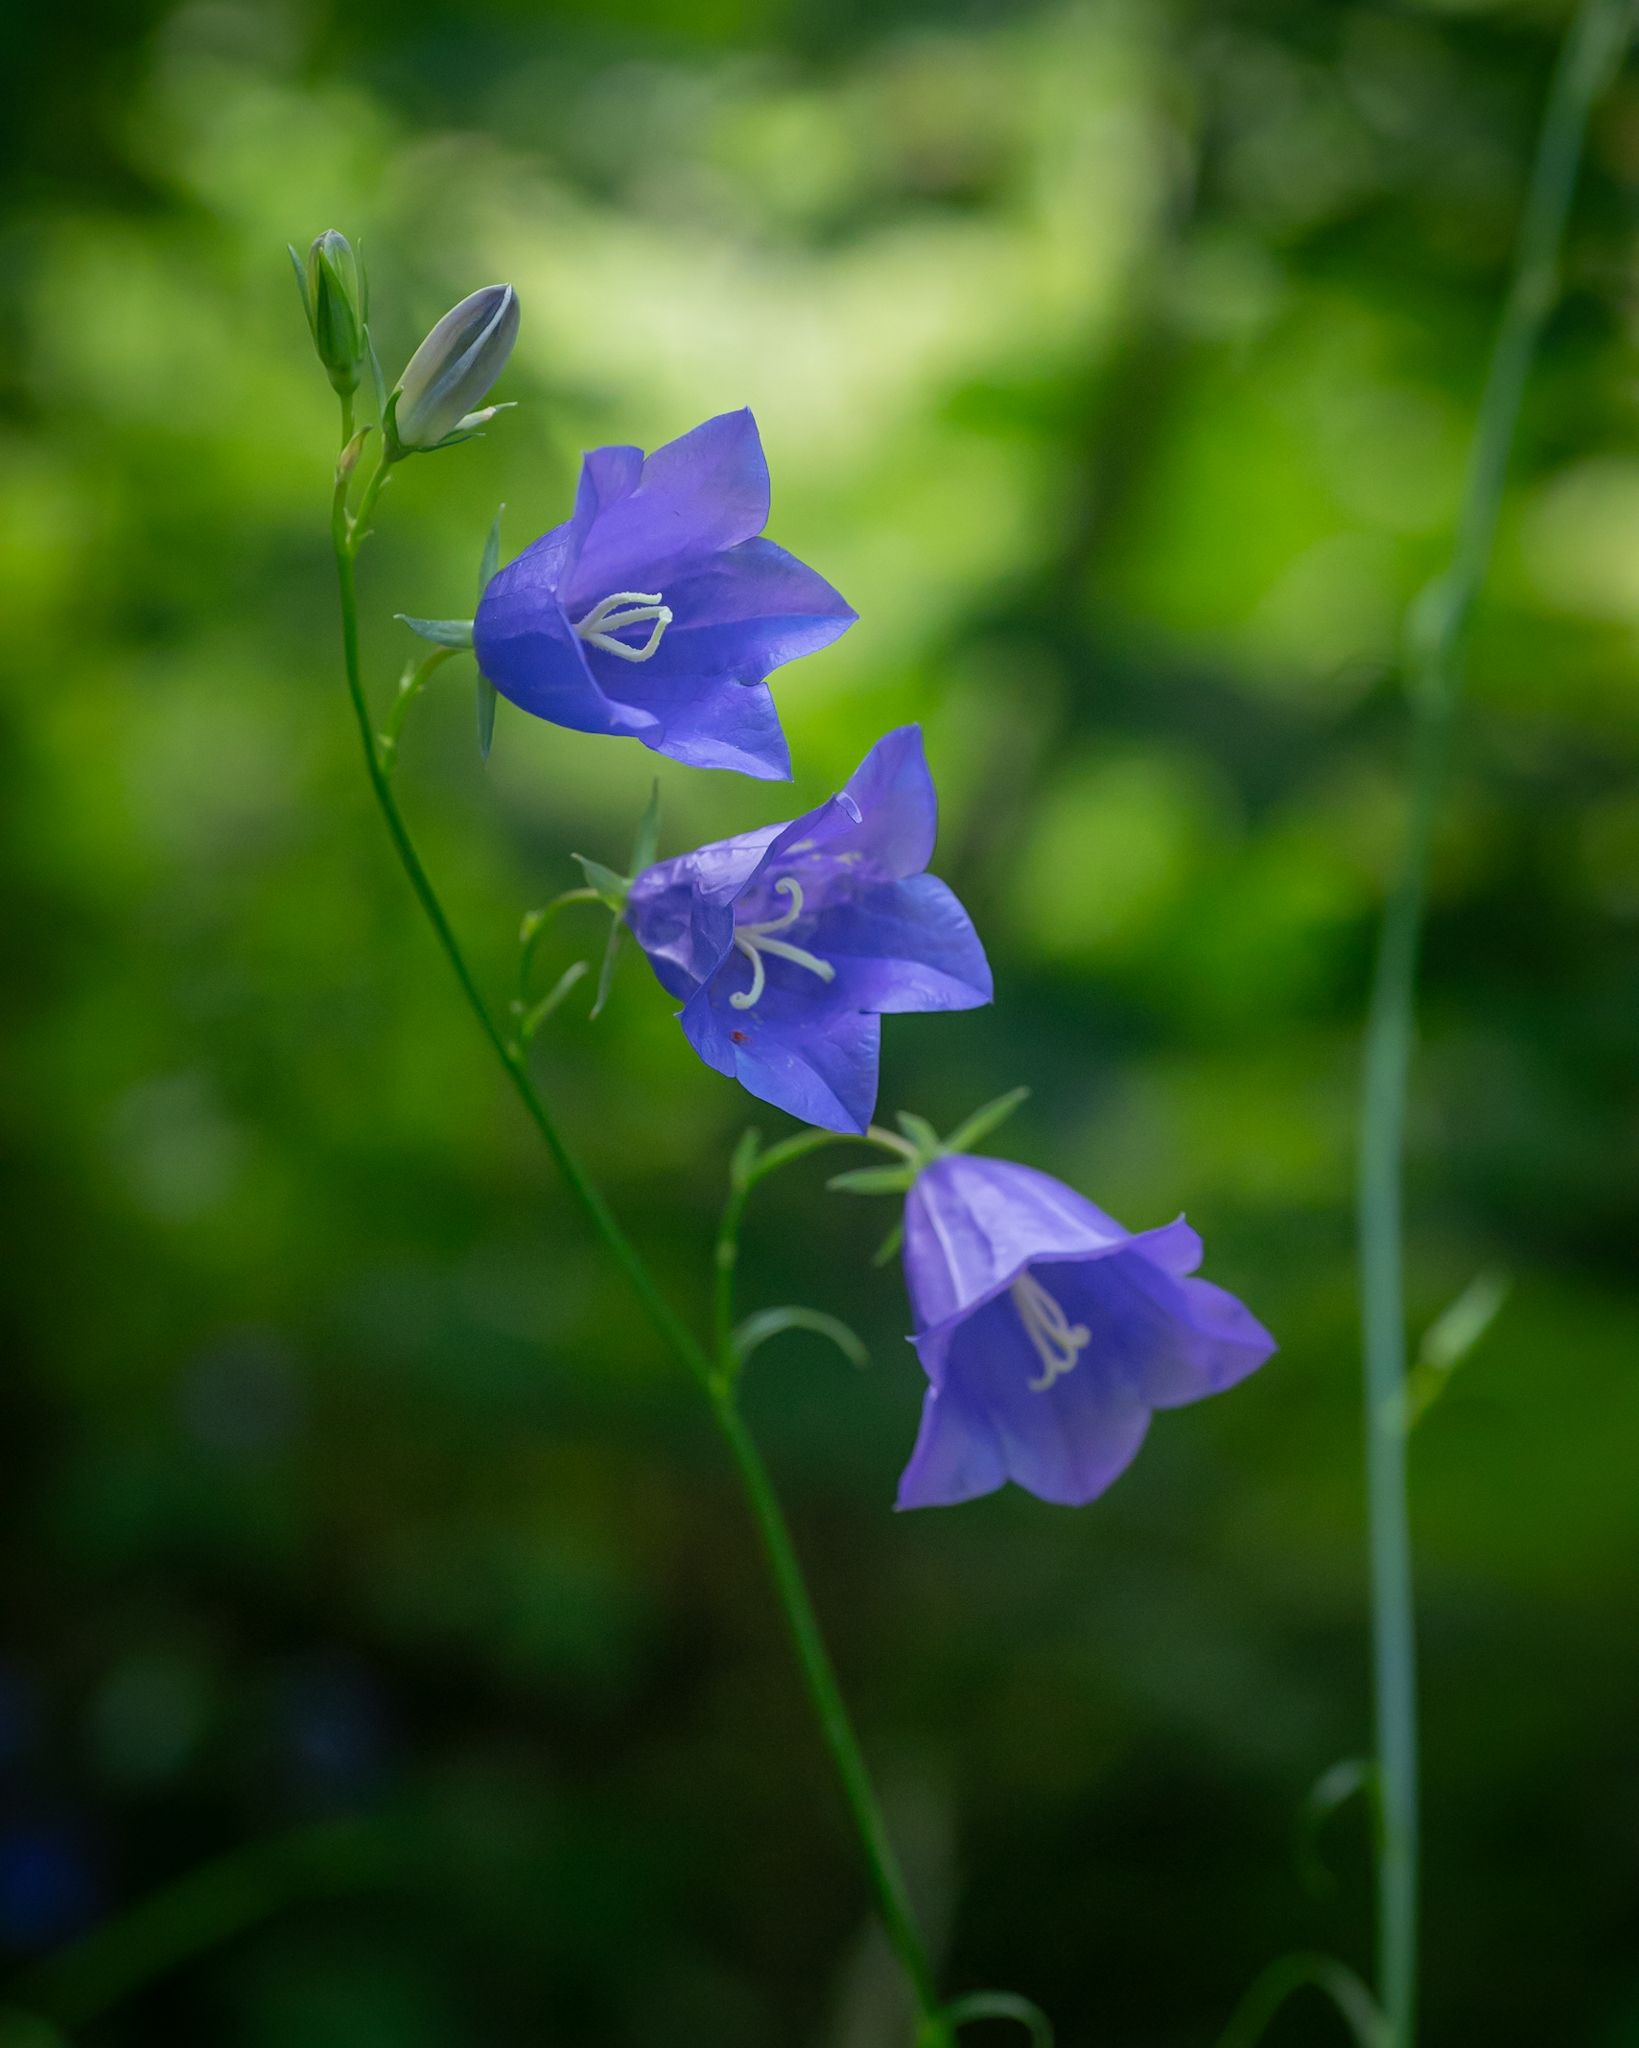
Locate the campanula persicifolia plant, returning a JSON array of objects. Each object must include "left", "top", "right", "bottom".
[{"left": 299, "top": 243, "right": 1274, "bottom": 2042}]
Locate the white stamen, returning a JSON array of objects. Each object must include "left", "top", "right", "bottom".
[
  {"left": 1010, "top": 1270, "right": 1091, "bottom": 1391},
  {"left": 572, "top": 589, "right": 673, "bottom": 662},
  {"left": 729, "top": 877, "right": 836, "bottom": 1011}
]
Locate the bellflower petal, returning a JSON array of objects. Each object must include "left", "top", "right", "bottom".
[
  {"left": 474, "top": 410, "right": 854, "bottom": 779},
  {"left": 818, "top": 877, "right": 994, "bottom": 1015},
  {"left": 682, "top": 987, "right": 883, "bottom": 1134},
  {"left": 899, "top": 1296, "right": 1154, "bottom": 1509},
  {"left": 626, "top": 827, "right": 779, "bottom": 1001},
  {"left": 629, "top": 671, "right": 795, "bottom": 780},
  {"left": 626, "top": 727, "right": 990, "bottom": 1131},
  {"left": 615, "top": 540, "right": 853, "bottom": 697},
  {"left": 895, "top": 1154, "right": 1274, "bottom": 1510},
  {"left": 764, "top": 720, "right": 940, "bottom": 879},
  {"left": 562, "top": 410, "right": 771, "bottom": 606}
]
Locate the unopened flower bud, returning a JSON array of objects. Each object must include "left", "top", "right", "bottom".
[
  {"left": 389, "top": 285, "right": 519, "bottom": 455},
  {"left": 292, "top": 230, "right": 368, "bottom": 397}
]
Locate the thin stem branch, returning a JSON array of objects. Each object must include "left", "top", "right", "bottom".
[
  {"left": 1355, "top": 5, "right": 1628, "bottom": 2042},
  {"left": 516, "top": 888, "right": 602, "bottom": 1016},
  {"left": 712, "top": 1125, "right": 915, "bottom": 1375},
  {"left": 379, "top": 644, "right": 460, "bottom": 767},
  {"left": 1213, "top": 1952, "right": 1385, "bottom": 2048},
  {"left": 327, "top": 426, "right": 946, "bottom": 2029}
]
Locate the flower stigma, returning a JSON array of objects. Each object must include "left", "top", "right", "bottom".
[
  {"left": 572, "top": 590, "right": 673, "bottom": 662},
  {"left": 1010, "top": 1269, "right": 1091, "bottom": 1391},
  {"left": 730, "top": 878, "right": 835, "bottom": 1010}
]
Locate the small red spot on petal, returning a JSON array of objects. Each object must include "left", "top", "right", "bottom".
[{"left": 731, "top": 1030, "right": 748, "bottom": 1043}]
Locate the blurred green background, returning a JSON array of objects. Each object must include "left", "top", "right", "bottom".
[{"left": 3, "top": 0, "right": 1638, "bottom": 2042}]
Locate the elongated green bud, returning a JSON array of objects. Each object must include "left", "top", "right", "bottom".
[
  {"left": 388, "top": 284, "right": 519, "bottom": 455},
  {"left": 290, "top": 230, "right": 368, "bottom": 397}
]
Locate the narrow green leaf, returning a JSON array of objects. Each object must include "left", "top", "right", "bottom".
[
  {"left": 942, "top": 1085, "right": 1031, "bottom": 1158},
  {"left": 337, "top": 425, "right": 371, "bottom": 482},
  {"left": 364, "top": 327, "right": 388, "bottom": 417},
  {"left": 733, "top": 1306, "right": 868, "bottom": 1372},
  {"left": 572, "top": 855, "right": 630, "bottom": 914},
  {"left": 288, "top": 244, "right": 315, "bottom": 334},
  {"left": 1295, "top": 1757, "right": 1376, "bottom": 1895},
  {"left": 395, "top": 614, "right": 475, "bottom": 648},
  {"left": 588, "top": 915, "right": 625, "bottom": 1021},
  {"left": 478, "top": 505, "right": 503, "bottom": 598},
  {"left": 476, "top": 525, "right": 501, "bottom": 756},
  {"left": 729, "top": 1127, "right": 763, "bottom": 1190},
  {"left": 475, "top": 675, "right": 498, "bottom": 762},
  {"left": 827, "top": 1166, "right": 916, "bottom": 1196},
  {"left": 628, "top": 778, "right": 662, "bottom": 875},
  {"left": 1405, "top": 1269, "right": 1510, "bottom": 1429},
  {"left": 871, "top": 1218, "right": 905, "bottom": 1268},
  {"left": 517, "top": 961, "right": 589, "bottom": 1042},
  {"left": 895, "top": 1110, "right": 941, "bottom": 1155}
]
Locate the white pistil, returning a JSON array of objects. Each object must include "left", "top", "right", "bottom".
[
  {"left": 1010, "top": 1270, "right": 1091, "bottom": 1392},
  {"left": 729, "top": 878, "right": 836, "bottom": 1011},
  {"left": 572, "top": 590, "right": 673, "bottom": 662}
]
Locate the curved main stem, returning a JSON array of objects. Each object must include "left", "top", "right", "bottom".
[
  {"left": 327, "top": 459, "right": 944, "bottom": 2030},
  {"left": 1356, "top": 5, "right": 1627, "bottom": 2041},
  {"left": 709, "top": 1389, "right": 943, "bottom": 2025},
  {"left": 329, "top": 473, "right": 711, "bottom": 1387}
]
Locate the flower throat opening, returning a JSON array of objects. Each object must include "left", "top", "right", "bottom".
[
  {"left": 1010, "top": 1269, "right": 1091, "bottom": 1391},
  {"left": 572, "top": 590, "right": 673, "bottom": 662},
  {"left": 730, "top": 878, "right": 835, "bottom": 1011}
]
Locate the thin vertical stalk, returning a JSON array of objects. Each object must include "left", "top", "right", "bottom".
[
  {"left": 1357, "top": 5, "right": 1628, "bottom": 2042},
  {"left": 709, "top": 1390, "right": 944, "bottom": 2028},
  {"left": 327, "top": 448, "right": 946, "bottom": 2032}
]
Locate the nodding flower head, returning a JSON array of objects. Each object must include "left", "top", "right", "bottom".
[
  {"left": 624, "top": 725, "right": 992, "bottom": 1132},
  {"left": 895, "top": 1153, "right": 1276, "bottom": 1509},
  {"left": 473, "top": 409, "right": 856, "bottom": 780}
]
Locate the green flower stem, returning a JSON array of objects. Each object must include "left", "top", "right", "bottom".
[
  {"left": 1356, "top": 4, "right": 1628, "bottom": 2042},
  {"left": 379, "top": 644, "right": 460, "bottom": 768},
  {"left": 712, "top": 1122, "right": 916, "bottom": 1375},
  {"left": 327, "top": 432, "right": 945, "bottom": 2033},
  {"left": 347, "top": 439, "right": 392, "bottom": 540},
  {"left": 515, "top": 888, "right": 603, "bottom": 1016},
  {"left": 329, "top": 459, "right": 713, "bottom": 1385},
  {"left": 707, "top": 1383, "right": 944, "bottom": 2030}
]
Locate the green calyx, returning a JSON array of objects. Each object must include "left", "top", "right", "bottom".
[
  {"left": 827, "top": 1086, "right": 1031, "bottom": 1200},
  {"left": 571, "top": 854, "right": 631, "bottom": 916}
]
